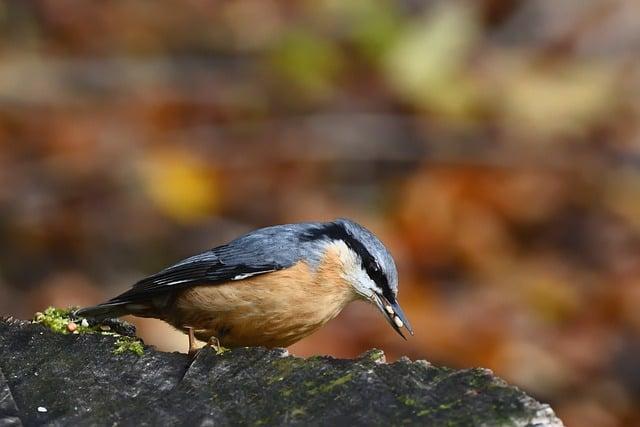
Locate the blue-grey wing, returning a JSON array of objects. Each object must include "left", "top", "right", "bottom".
[{"left": 105, "top": 222, "right": 327, "bottom": 304}]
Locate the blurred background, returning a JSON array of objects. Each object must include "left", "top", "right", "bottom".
[{"left": 1, "top": 0, "right": 639, "bottom": 425}]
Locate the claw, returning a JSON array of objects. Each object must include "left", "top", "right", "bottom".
[{"left": 206, "top": 336, "right": 228, "bottom": 355}]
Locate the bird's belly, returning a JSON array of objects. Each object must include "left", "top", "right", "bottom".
[
  {"left": 183, "top": 308, "right": 327, "bottom": 348},
  {"left": 167, "top": 261, "right": 356, "bottom": 348}
]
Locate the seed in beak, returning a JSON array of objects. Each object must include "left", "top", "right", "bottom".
[
  {"left": 385, "top": 305, "right": 394, "bottom": 315},
  {"left": 393, "top": 316, "right": 404, "bottom": 329}
]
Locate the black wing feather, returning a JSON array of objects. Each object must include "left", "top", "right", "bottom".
[{"left": 106, "top": 253, "right": 280, "bottom": 304}]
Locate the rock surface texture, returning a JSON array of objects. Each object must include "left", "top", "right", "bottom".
[{"left": 0, "top": 317, "right": 563, "bottom": 426}]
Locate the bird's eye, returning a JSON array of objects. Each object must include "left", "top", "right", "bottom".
[{"left": 369, "top": 261, "right": 380, "bottom": 273}]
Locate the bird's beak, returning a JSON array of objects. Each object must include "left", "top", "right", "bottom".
[{"left": 372, "top": 293, "right": 414, "bottom": 340}]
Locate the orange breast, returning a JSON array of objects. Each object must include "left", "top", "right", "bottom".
[{"left": 167, "top": 247, "right": 358, "bottom": 348}]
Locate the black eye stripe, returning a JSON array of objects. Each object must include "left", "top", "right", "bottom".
[{"left": 302, "top": 222, "right": 395, "bottom": 302}]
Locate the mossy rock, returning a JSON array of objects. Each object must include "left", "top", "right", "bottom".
[
  {"left": 32, "top": 306, "right": 143, "bottom": 356},
  {"left": 0, "top": 317, "right": 563, "bottom": 426}
]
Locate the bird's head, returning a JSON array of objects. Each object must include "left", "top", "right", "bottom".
[{"left": 305, "top": 219, "right": 413, "bottom": 339}]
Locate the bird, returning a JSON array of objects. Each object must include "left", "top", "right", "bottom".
[{"left": 76, "top": 218, "right": 413, "bottom": 354}]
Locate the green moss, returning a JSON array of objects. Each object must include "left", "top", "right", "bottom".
[
  {"left": 368, "top": 349, "right": 385, "bottom": 362},
  {"left": 34, "top": 306, "right": 143, "bottom": 356},
  {"left": 290, "top": 408, "right": 306, "bottom": 418},
  {"left": 399, "top": 396, "right": 417, "bottom": 406},
  {"left": 466, "top": 370, "right": 492, "bottom": 388},
  {"left": 280, "top": 388, "right": 293, "bottom": 397},
  {"left": 113, "top": 336, "right": 144, "bottom": 356},
  {"left": 322, "top": 373, "right": 353, "bottom": 392},
  {"left": 265, "top": 358, "right": 306, "bottom": 384},
  {"left": 271, "top": 358, "right": 304, "bottom": 376},
  {"left": 33, "top": 306, "right": 105, "bottom": 335},
  {"left": 307, "top": 373, "right": 353, "bottom": 395},
  {"left": 34, "top": 307, "right": 80, "bottom": 334},
  {"left": 214, "top": 346, "right": 229, "bottom": 355},
  {"left": 417, "top": 409, "right": 432, "bottom": 417},
  {"left": 33, "top": 307, "right": 72, "bottom": 334}
]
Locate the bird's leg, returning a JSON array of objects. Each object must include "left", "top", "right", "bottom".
[{"left": 185, "top": 326, "right": 198, "bottom": 357}]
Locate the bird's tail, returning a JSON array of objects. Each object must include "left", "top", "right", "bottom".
[
  {"left": 75, "top": 289, "right": 174, "bottom": 320},
  {"left": 75, "top": 300, "right": 165, "bottom": 320},
  {"left": 74, "top": 302, "right": 135, "bottom": 320}
]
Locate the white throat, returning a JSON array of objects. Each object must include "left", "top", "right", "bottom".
[{"left": 326, "top": 240, "right": 377, "bottom": 300}]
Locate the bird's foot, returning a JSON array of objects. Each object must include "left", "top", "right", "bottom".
[{"left": 206, "top": 336, "right": 229, "bottom": 355}]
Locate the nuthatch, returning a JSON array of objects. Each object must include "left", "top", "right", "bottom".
[{"left": 77, "top": 219, "right": 413, "bottom": 353}]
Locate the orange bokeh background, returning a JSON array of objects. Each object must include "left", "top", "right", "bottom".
[{"left": 2, "top": 1, "right": 640, "bottom": 426}]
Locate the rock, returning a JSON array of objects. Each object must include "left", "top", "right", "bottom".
[{"left": 0, "top": 317, "right": 563, "bottom": 426}]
